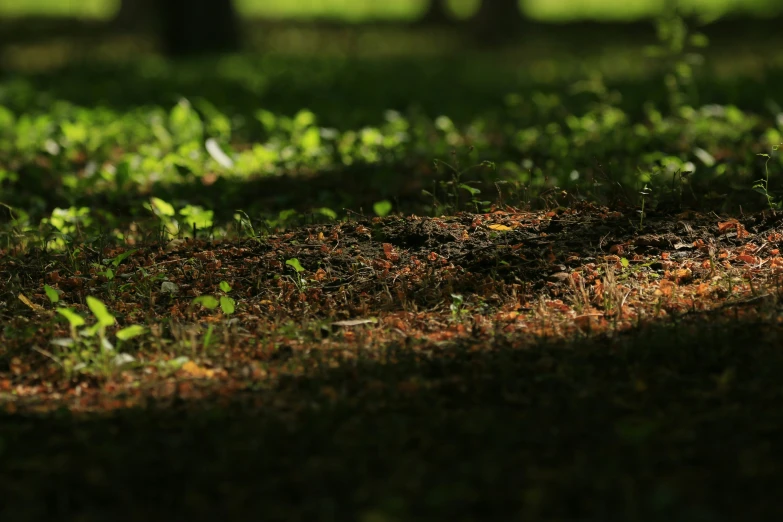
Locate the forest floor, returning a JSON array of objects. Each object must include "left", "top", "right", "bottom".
[
  {"left": 2, "top": 16, "right": 783, "bottom": 521},
  {"left": 4, "top": 203, "right": 783, "bottom": 521}
]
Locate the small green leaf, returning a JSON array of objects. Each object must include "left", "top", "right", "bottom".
[
  {"left": 689, "top": 33, "right": 709, "bottom": 47},
  {"left": 219, "top": 281, "right": 232, "bottom": 293},
  {"left": 111, "top": 249, "right": 138, "bottom": 267},
  {"left": 459, "top": 184, "right": 481, "bottom": 196},
  {"left": 286, "top": 258, "right": 305, "bottom": 273},
  {"left": 621, "top": 258, "right": 630, "bottom": 268},
  {"left": 220, "top": 296, "right": 236, "bottom": 315},
  {"left": 57, "top": 308, "right": 85, "bottom": 328},
  {"left": 192, "top": 295, "right": 219, "bottom": 309},
  {"left": 87, "top": 296, "right": 115, "bottom": 327},
  {"left": 693, "top": 147, "right": 715, "bottom": 167},
  {"left": 150, "top": 197, "right": 176, "bottom": 217},
  {"left": 116, "top": 325, "right": 147, "bottom": 341},
  {"left": 373, "top": 200, "right": 393, "bottom": 217},
  {"left": 317, "top": 207, "right": 337, "bottom": 220},
  {"left": 44, "top": 285, "right": 59, "bottom": 304}
]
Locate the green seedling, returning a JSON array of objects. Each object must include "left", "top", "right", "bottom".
[
  {"left": 286, "top": 258, "right": 307, "bottom": 291},
  {"left": 219, "top": 281, "right": 236, "bottom": 315},
  {"left": 373, "top": 200, "right": 393, "bottom": 217},
  {"left": 431, "top": 152, "right": 496, "bottom": 213},
  {"left": 144, "top": 197, "right": 178, "bottom": 238},
  {"left": 96, "top": 248, "right": 138, "bottom": 284},
  {"left": 235, "top": 210, "right": 262, "bottom": 242},
  {"left": 51, "top": 297, "right": 139, "bottom": 379},
  {"left": 754, "top": 145, "right": 781, "bottom": 210},
  {"left": 106, "top": 248, "right": 138, "bottom": 268},
  {"left": 191, "top": 281, "right": 235, "bottom": 316},
  {"left": 192, "top": 295, "right": 219, "bottom": 310},
  {"left": 450, "top": 293, "right": 465, "bottom": 320},
  {"left": 92, "top": 263, "right": 115, "bottom": 281},
  {"left": 44, "top": 284, "right": 60, "bottom": 304}
]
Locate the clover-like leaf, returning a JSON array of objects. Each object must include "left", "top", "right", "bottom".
[
  {"left": 192, "top": 295, "right": 219, "bottom": 309},
  {"left": 373, "top": 200, "right": 393, "bottom": 217},
  {"left": 286, "top": 258, "right": 305, "bottom": 273},
  {"left": 220, "top": 296, "right": 235, "bottom": 315}
]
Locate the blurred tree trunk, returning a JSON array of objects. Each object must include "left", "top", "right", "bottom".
[
  {"left": 420, "top": 0, "right": 453, "bottom": 26},
  {"left": 113, "top": 0, "right": 158, "bottom": 31},
  {"left": 156, "top": 0, "right": 241, "bottom": 57},
  {"left": 471, "top": 0, "right": 526, "bottom": 45},
  {"left": 113, "top": 0, "right": 241, "bottom": 56}
]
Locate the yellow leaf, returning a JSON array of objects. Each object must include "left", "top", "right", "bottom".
[
  {"left": 18, "top": 293, "right": 45, "bottom": 312},
  {"left": 180, "top": 361, "right": 215, "bottom": 379},
  {"left": 488, "top": 224, "right": 513, "bottom": 231}
]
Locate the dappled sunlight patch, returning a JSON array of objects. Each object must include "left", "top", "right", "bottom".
[{"left": 3, "top": 204, "right": 783, "bottom": 412}]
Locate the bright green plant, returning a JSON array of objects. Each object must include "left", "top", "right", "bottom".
[
  {"left": 187, "top": 293, "right": 223, "bottom": 352},
  {"left": 219, "top": 281, "right": 236, "bottom": 315},
  {"left": 285, "top": 258, "right": 307, "bottom": 291},
  {"left": 180, "top": 205, "right": 215, "bottom": 237},
  {"left": 424, "top": 153, "right": 496, "bottom": 214},
  {"left": 41, "top": 207, "right": 93, "bottom": 250},
  {"left": 191, "top": 295, "right": 220, "bottom": 310},
  {"left": 450, "top": 293, "right": 465, "bottom": 320},
  {"left": 373, "top": 200, "right": 393, "bottom": 217},
  {"left": 144, "top": 197, "right": 179, "bottom": 238},
  {"left": 235, "top": 210, "right": 262, "bottom": 241},
  {"left": 91, "top": 248, "right": 139, "bottom": 297},
  {"left": 44, "top": 284, "right": 60, "bottom": 304},
  {"left": 50, "top": 297, "right": 141, "bottom": 379},
  {"left": 191, "top": 281, "right": 236, "bottom": 316}
]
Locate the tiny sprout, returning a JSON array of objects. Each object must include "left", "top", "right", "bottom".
[
  {"left": 373, "top": 200, "right": 393, "bottom": 218},
  {"left": 286, "top": 258, "right": 305, "bottom": 273},
  {"left": 44, "top": 284, "right": 60, "bottom": 304},
  {"left": 192, "top": 295, "right": 219, "bottom": 310},
  {"left": 450, "top": 293, "right": 465, "bottom": 319}
]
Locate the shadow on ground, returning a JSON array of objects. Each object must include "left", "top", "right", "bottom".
[{"left": 2, "top": 308, "right": 782, "bottom": 522}]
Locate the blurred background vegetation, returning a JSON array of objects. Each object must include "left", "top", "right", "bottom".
[
  {"left": 0, "top": 0, "right": 780, "bottom": 21},
  {"left": 0, "top": 0, "right": 781, "bottom": 234}
]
